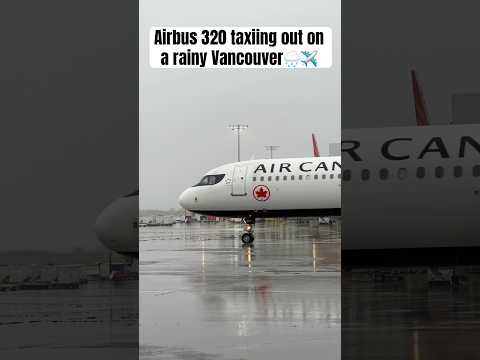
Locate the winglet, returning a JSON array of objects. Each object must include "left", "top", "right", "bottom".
[
  {"left": 411, "top": 70, "right": 430, "bottom": 126},
  {"left": 312, "top": 134, "right": 320, "bottom": 157}
]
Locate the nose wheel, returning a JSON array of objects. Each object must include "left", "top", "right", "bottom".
[
  {"left": 241, "top": 215, "right": 256, "bottom": 244},
  {"left": 241, "top": 232, "right": 254, "bottom": 244}
]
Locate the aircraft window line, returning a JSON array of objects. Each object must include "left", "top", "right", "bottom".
[
  {"left": 342, "top": 165, "right": 480, "bottom": 181},
  {"left": 454, "top": 166, "right": 463, "bottom": 178},
  {"left": 473, "top": 165, "right": 480, "bottom": 177},
  {"left": 361, "top": 169, "right": 370, "bottom": 181},
  {"left": 416, "top": 167, "right": 426, "bottom": 179},
  {"left": 435, "top": 166, "right": 444, "bottom": 178},
  {"left": 379, "top": 168, "right": 389, "bottom": 180},
  {"left": 397, "top": 168, "right": 408, "bottom": 180},
  {"left": 194, "top": 174, "right": 225, "bottom": 187}
]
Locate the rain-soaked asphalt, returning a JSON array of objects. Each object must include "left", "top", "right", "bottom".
[
  {"left": 140, "top": 220, "right": 341, "bottom": 360},
  {"left": 342, "top": 268, "right": 480, "bottom": 360}
]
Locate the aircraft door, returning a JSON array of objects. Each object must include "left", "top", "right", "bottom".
[{"left": 231, "top": 165, "right": 248, "bottom": 196}]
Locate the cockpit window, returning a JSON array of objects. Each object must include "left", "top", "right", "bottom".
[
  {"left": 123, "top": 189, "right": 139, "bottom": 198},
  {"left": 194, "top": 174, "right": 225, "bottom": 186}
]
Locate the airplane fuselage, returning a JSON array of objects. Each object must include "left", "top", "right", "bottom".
[
  {"left": 180, "top": 124, "right": 480, "bottom": 255},
  {"left": 179, "top": 156, "right": 341, "bottom": 218},
  {"left": 342, "top": 124, "right": 480, "bottom": 251}
]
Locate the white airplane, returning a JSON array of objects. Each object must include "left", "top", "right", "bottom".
[
  {"left": 180, "top": 123, "right": 480, "bottom": 260},
  {"left": 94, "top": 190, "right": 139, "bottom": 257},
  {"left": 342, "top": 124, "right": 480, "bottom": 253},
  {"left": 179, "top": 157, "right": 341, "bottom": 243}
]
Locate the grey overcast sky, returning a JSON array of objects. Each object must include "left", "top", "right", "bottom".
[
  {"left": 342, "top": 1, "right": 480, "bottom": 130},
  {"left": 140, "top": 0, "right": 341, "bottom": 210}
]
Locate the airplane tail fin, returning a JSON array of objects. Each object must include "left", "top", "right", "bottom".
[
  {"left": 312, "top": 133, "right": 320, "bottom": 157},
  {"left": 411, "top": 70, "right": 430, "bottom": 126}
]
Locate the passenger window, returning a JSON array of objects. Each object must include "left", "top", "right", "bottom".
[
  {"left": 322, "top": 174, "right": 326, "bottom": 180},
  {"left": 314, "top": 174, "right": 318, "bottom": 180},
  {"left": 342, "top": 170, "right": 351, "bottom": 181},
  {"left": 306, "top": 175, "right": 311, "bottom": 180},
  {"left": 260, "top": 176, "right": 265, "bottom": 181},
  {"left": 379, "top": 168, "right": 389, "bottom": 180},
  {"left": 268, "top": 176, "right": 272, "bottom": 181},
  {"left": 283, "top": 175, "right": 288, "bottom": 181},
  {"left": 299, "top": 175, "right": 303, "bottom": 180},
  {"left": 291, "top": 175, "right": 295, "bottom": 180},
  {"left": 473, "top": 165, "right": 480, "bottom": 177},
  {"left": 337, "top": 173, "right": 342, "bottom": 179},
  {"left": 252, "top": 176, "right": 257, "bottom": 182},
  {"left": 275, "top": 176, "right": 280, "bottom": 181},
  {"left": 416, "top": 167, "right": 426, "bottom": 179},
  {"left": 329, "top": 173, "right": 334, "bottom": 179},
  {"left": 361, "top": 169, "right": 370, "bottom": 181},
  {"left": 397, "top": 168, "right": 408, "bottom": 180},
  {"left": 435, "top": 166, "right": 444, "bottom": 178},
  {"left": 454, "top": 166, "right": 463, "bottom": 178}
]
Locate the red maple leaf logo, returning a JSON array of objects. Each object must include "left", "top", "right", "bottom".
[{"left": 253, "top": 185, "right": 270, "bottom": 201}]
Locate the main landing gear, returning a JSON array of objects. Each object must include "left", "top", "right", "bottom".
[{"left": 241, "top": 215, "right": 256, "bottom": 245}]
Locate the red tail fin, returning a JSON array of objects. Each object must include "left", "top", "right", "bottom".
[
  {"left": 312, "top": 134, "right": 320, "bottom": 157},
  {"left": 411, "top": 70, "right": 429, "bottom": 126}
]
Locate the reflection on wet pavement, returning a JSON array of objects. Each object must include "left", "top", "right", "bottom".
[
  {"left": 342, "top": 269, "right": 480, "bottom": 360},
  {"left": 0, "top": 280, "right": 138, "bottom": 359},
  {"left": 140, "top": 221, "right": 341, "bottom": 360}
]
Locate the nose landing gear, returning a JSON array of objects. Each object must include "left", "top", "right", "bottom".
[{"left": 241, "top": 215, "right": 256, "bottom": 245}]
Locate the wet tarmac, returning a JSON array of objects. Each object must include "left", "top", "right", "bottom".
[
  {"left": 342, "top": 269, "right": 480, "bottom": 360},
  {"left": 0, "top": 279, "right": 138, "bottom": 359},
  {"left": 140, "top": 220, "right": 341, "bottom": 360}
]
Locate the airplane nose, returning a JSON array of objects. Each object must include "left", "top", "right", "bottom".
[{"left": 178, "top": 188, "right": 194, "bottom": 210}]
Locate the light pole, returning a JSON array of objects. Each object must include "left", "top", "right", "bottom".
[
  {"left": 229, "top": 124, "right": 248, "bottom": 162},
  {"left": 265, "top": 145, "right": 279, "bottom": 159}
]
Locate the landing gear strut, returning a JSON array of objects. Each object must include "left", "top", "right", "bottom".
[{"left": 241, "top": 215, "right": 256, "bottom": 245}]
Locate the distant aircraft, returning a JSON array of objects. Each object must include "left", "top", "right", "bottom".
[
  {"left": 95, "top": 190, "right": 139, "bottom": 257},
  {"left": 301, "top": 50, "right": 318, "bottom": 67}
]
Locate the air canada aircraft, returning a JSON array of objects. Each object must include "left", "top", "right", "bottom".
[
  {"left": 180, "top": 123, "right": 480, "bottom": 261},
  {"left": 179, "top": 157, "right": 341, "bottom": 244}
]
